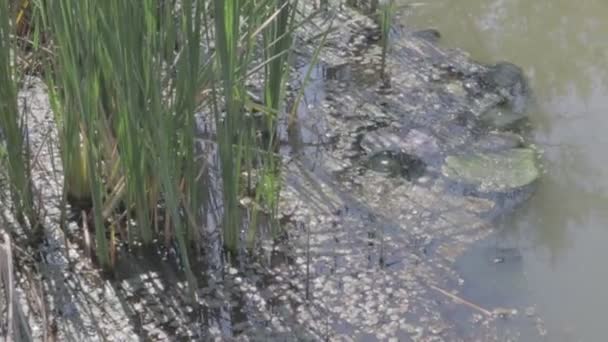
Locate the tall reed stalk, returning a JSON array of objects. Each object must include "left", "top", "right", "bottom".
[
  {"left": 0, "top": 0, "right": 36, "bottom": 235},
  {"left": 212, "top": 0, "right": 245, "bottom": 255},
  {"left": 379, "top": 0, "right": 395, "bottom": 80}
]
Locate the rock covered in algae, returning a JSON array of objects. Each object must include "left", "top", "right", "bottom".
[{"left": 441, "top": 148, "right": 539, "bottom": 193}]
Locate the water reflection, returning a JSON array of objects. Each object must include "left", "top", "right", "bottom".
[{"left": 400, "top": 0, "right": 608, "bottom": 339}]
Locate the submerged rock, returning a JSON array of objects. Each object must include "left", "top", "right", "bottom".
[
  {"left": 412, "top": 29, "right": 441, "bottom": 43},
  {"left": 472, "top": 131, "right": 524, "bottom": 152},
  {"left": 479, "top": 105, "right": 528, "bottom": 131},
  {"left": 441, "top": 148, "right": 539, "bottom": 193},
  {"left": 365, "top": 150, "right": 426, "bottom": 180},
  {"left": 480, "top": 62, "right": 529, "bottom": 114},
  {"left": 482, "top": 62, "right": 526, "bottom": 90},
  {"left": 359, "top": 128, "right": 442, "bottom": 164}
]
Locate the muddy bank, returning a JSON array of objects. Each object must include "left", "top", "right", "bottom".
[{"left": 5, "top": 1, "right": 545, "bottom": 341}]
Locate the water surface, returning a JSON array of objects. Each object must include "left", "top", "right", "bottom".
[{"left": 400, "top": 1, "right": 608, "bottom": 340}]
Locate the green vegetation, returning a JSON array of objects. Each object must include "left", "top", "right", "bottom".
[
  {"left": 379, "top": 0, "right": 395, "bottom": 78},
  {"left": 0, "top": 0, "right": 308, "bottom": 289},
  {"left": 0, "top": 0, "right": 37, "bottom": 237}
]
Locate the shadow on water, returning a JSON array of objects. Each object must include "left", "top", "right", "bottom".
[{"left": 104, "top": 206, "right": 321, "bottom": 340}]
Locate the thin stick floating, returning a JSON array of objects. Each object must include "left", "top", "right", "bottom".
[{"left": 429, "top": 284, "right": 493, "bottom": 317}]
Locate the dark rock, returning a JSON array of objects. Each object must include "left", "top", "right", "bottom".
[
  {"left": 412, "top": 29, "right": 442, "bottom": 43},
  {"left": 479, "top": 105, "right": 528, "bottom": 131},
  {"left": 483, "top": 62, "right": 525, "bottom": 89},
  {"left": 480, "top": 62, "right": 529, "bottom": 114},
  {"left": 365, "top": 150, "right": 426, "bottom": 180}
]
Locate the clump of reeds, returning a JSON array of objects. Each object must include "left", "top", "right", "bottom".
[
  {"left": 210, "top": 0, "right": 301, "bottom": 252},
  {"left": 41, "top": 0, "right": 201, "bottom": 277},
  {"left": 0, "top": 0, "right": 307, "bottom": 289}
]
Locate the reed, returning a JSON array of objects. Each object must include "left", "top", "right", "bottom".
[
  {"left": 379, "top": 0, "right": 395, "bottom": 79},
  {"left": 0, "top": 0, "right": 309, "bottom": 283},
  {"left": 39, "top": 0, "right": 214, "bottom": 288},
  {"left": 0, "top": 0, "right": 36, "bottom": 236},
  {"left": 246, "top": 0, "right": 298, "bottom": 244},
  {"left": 211, "top": 0, "right": 304, "bottom": 253},
  {"left": 0, "top": 0, "right": 317, "bottom": 294},
  {"left": 212, "top": 0, "right": 245, "bottom": 255}
]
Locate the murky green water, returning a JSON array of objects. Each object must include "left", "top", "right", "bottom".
[{"left": 401, "top": 1, "right": 608, "bottom": 340}]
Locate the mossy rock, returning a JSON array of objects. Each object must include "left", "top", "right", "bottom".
[{"left": 442, "top": 148, "right": 539, "bottom": 193}]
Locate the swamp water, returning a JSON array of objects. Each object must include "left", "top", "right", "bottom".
[
  {"left": 401, "top": 1, "right": 608, "bottom": 340},
  {"left": 21, "top": 2, "right": 608, "bottom": 340}
]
